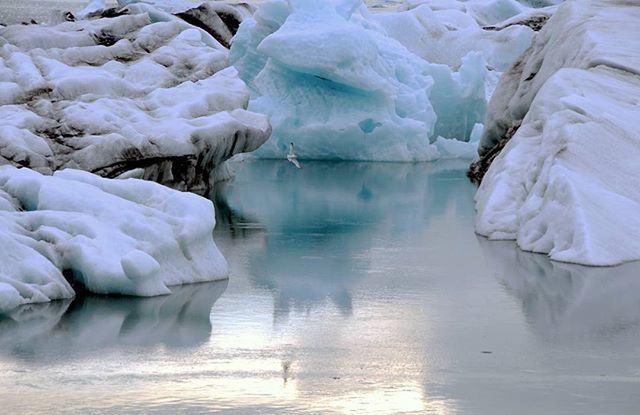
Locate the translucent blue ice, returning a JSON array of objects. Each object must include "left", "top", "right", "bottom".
[{"left": 231, "top": 0, "right": 489, "bottom": 161}]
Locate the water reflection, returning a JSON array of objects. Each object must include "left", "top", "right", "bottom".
[
  {"left": 218, "top": 159, "right": 475, "bottom": 230},
  {"left": 2, "top": 158, "right": 639, "bottom": 413},
  {"left": 216, "top": 159, "right": 476, "bottom": 320},
  {"left": 479, "top": 238, "right": 640, "bottom": 341},
  {"left": 0, "top": 280, "right": 227, "bottom": 358}
]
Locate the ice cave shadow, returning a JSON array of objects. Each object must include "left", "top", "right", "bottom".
[
  {"left": 0, "top": 280, "right": 228, "bottom": 360},
  {"left": 477, "top": 236, "right": 640, "bottom": 341}
]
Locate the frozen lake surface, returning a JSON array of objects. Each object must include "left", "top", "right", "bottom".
[{"left": 1, "top": 160, "right": 639, "bottom": 414}]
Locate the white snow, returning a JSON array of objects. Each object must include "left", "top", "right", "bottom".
[
  {"left": 0, "top": 166, "right": 227, "bottom": 314},
  {"left": 475, "top": 0, "right": 640, "bottom": 266},
  {"left": 0, "top": 4, "right": 270, "bottom": 189}
]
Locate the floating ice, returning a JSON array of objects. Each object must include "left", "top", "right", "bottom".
[
  {"left": 0, "top": 166, "right": 227, "bottom": 314},
  {"left": 231, "top": 0, "right": 503, "bottom": 161},
  {"left": 474, "top": 0, "right": 640, "bottom": 266},
  {"left": 0, "top": 4, "right": 270, "bottom": 190},
  {"left": 398, "top": 0, "right": 560, "bottom": 25},
  {"left": 77, "top": 0, "right": 107, "bottom": 18},
  {"left": 375, "top": 1, "right": 537, "bottom": 72},
  {"left": 435, "top": 123, "right": 483, "bottom": 160},
  {"left": 116, "top": 0, "right": 201, "bottom": 14}
]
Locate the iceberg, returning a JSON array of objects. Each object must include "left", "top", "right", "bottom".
[
  {"left": 0, "top": 3, "right": 270, "bottom": 191},
  {"left": 377, "top": 1, "right": 539, "bottom": 72},
  {"left": 77, "top": 0, "right": 107, "bottom": 18},
  {"left": 230, "top": 0, "right": 507, "bottom": 161},
  {"left": 0, "top": 166, "right": 227, "bottom": 314},
  {"left": 472, "top": 0, "right": 640, "bottom": 266},
  {"left": 115, "top": 0, "right": 256, "bottom": 48}
]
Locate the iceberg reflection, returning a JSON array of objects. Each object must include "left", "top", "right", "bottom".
[
  {"left": 218, "top": 159, "right": 475, "bottom": 230},
  {"left": 0, "top": 280, "right": 228, "bottom": 359},
  {"left": 216, "top": 159, "right": 476, "bottom": 320},
  {"left": 479, "top": 238, "right": 640, "bottom": 341}
]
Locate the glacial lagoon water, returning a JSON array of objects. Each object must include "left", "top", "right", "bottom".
[{"left": 1, "top": 160, "right": 640, "bottom": 414}]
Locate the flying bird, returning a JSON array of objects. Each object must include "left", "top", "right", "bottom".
[{"left": 287, "top": 142, "right": 301, "bottom": 169}]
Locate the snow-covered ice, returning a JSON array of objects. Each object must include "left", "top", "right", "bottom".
[
  {"left": 0, "top": 166, "right": 227, "bottom": 314},
  {"left": 380, "top": 0, "right": 540, "bottom": 71},
  {"left": 474, "top": 0, "right": 640, "bottom": 266},
  {"left": 0, "top": 3, "right": 270, "bottom": 190},
  {"left": 115, "top": 0, "right": 256, "bottom": 48},
  {"left": 77, "top": 0, "right": 107, "bottom": 18}
]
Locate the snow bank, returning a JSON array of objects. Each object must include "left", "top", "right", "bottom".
[
  {"left": 0, "top": 166, "right": 227, "bottom": 313},
  {"left": 0, "top": 3, "right": 270, "bottom": 190},
  {"left": 474, "top": 0, "right": 640, "bottom": 265}
]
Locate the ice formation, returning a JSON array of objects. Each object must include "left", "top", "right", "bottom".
[
  {"left": 230, "top": 0, "right": 503, "bottom": 160},
  {"left": 377, "top": 0, "right": 540, "bottom": 71},
  {"left": 77, "top": 0, "right": 107, "bottom": 18},
  {"left": 0, "top": 3, "right": 270, "bottom": 190},
  {"left": 230, "top": 0, "right": 554, "bottom": 161},
  {"left": 474, "top": 0, "right": 640, "bottom": 266},
  {"left": 0, "top": 166, "right": 227, "bottom": 313},
  {"left": 116, "top": 0, "right": 202, "bottom": 14},
  {"left": 115, "top": 0, "right": 256, "bottom": 48}
]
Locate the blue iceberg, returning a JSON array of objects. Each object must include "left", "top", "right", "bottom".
[{"left": 231, "top": 0, "right": 491, "bottom": 161}]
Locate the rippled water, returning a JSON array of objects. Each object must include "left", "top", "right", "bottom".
[{"left": 1, "top": 160, "right": 640, "bottom": 414}]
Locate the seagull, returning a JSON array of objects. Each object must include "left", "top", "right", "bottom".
[{"left": 287, "top": 142, "right": 301, "bottom": 169}]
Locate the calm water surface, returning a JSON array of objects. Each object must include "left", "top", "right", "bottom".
[{"left": 1, "top": 160, "right": 639, "bottom": 414}]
